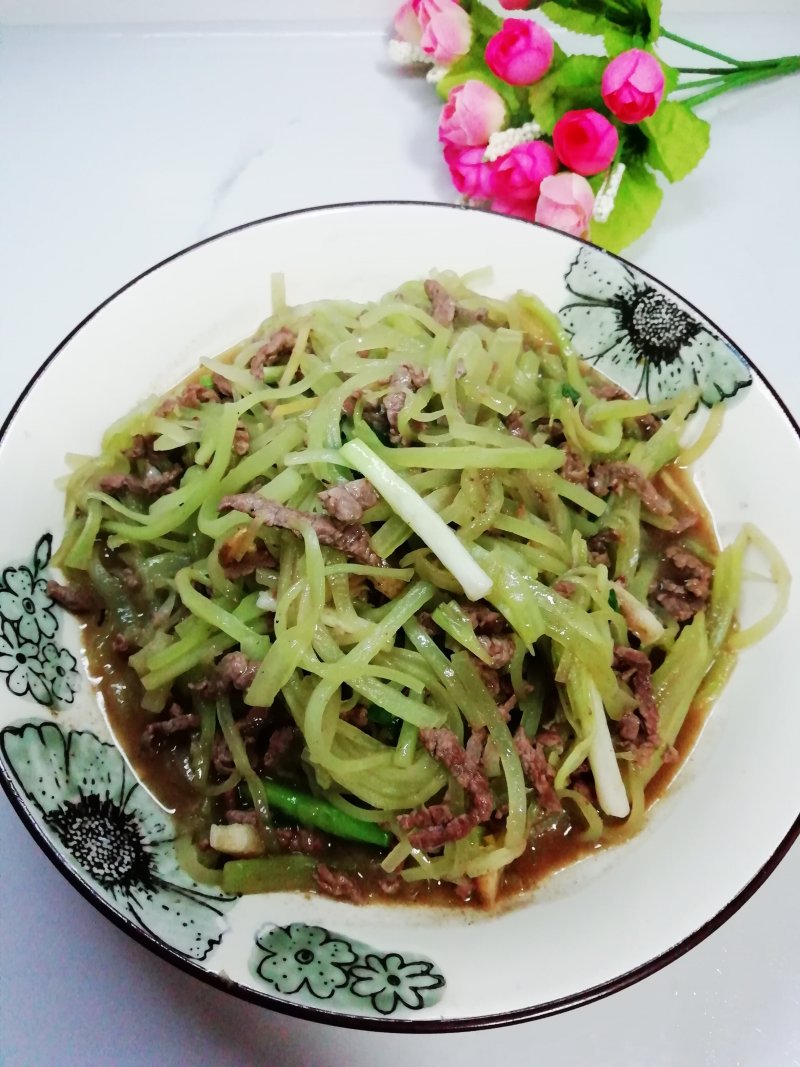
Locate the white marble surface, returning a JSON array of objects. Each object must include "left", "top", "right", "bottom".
[{"left": 1, "top": 10, "right": 800, "bottom": 1066}]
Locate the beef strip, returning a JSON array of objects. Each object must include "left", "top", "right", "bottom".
[
  {"left": 276, "top": 827, "right": 325, "bottom": 856},
  {"left": 652, "top": 544, "right": 713, "bottom": 622},
  {"left": 513, "top": 727, "right": 561, "bottom": 813},
  {"left": 157, "top": 382, "right": 220, "bottom": 414},
  {"left": 473, "top": 659, "right": 501, "bottom": 698},
  {"left": 124, "top": 434, "right": 160, "bottom": 462},
  {"left": 210, "top": 709, "right": 270, "bottom": 776},
  {"left": 220, "top": 493, "right": 380, "bottom": 566},
  {"left": 219, "top": 545, "right": 277, "bottom": 581},
  {"left": 397, "top": 728, "right": 494, "bottom": 851},
  {"left": 589, "top": 462, "right": 671, "bottom": 516},
  {"left": 318, "top": 479, "right": 380, "bottom": 524},
  {"left": 111, "top": 632, "right": 134, "bottom": 656},
  {"left": 424, "top": 278, "right": 456, "bottom": 326},
  {"left": 533, "top": 418, "right": 565, "bottom": 446},
  {"left": 465, "top": 727, "right": 486, "bottom": 772},
  {"left": 314, "top": 863, "right": 363, "bottom": 903},
  {"left": 216, "top": 652, "right": 260, "bottom": 690},
  {"left": 233, "top": 424, "right": 250, "bottom": 456},
  {"left": 98, "top": 466, "right": 183, "bottom": 499},
  {"left": 46, "top": 580, "right": 99, "bottom": 616},
  {"left": 407, "top": 812, "right": 478, "bottom": 852},
  {"left": 397, "top": 803, "right": 454, "bottom": 831},
  {"left": 377, "top": 873, "right": 403, "bottom": 896},
  {"left": 417, "top": 611, "right": 440, "bottom": 637},
  {"left": 477, "top": 633, "right": 515, "bottom": 669},
  {"left": 236, "top": 705, "right": 271, "bottom": 739},
  {"left": 249, "top": 327, "right": 297, "bottom": 381},
  {"left": 637, "top": 413, "right": 661, "bottom": 438},
  {"left": 561, "top": 445, "right": 590, "bottom": 487},
  {"left": 618, "top": 711, "right": 641, "bottom": 742},
  {"left": 211, "top": 372, "right": 234, "bottom": 399},
  {"left": 586, "top": 527, "right": 620, "bottom": 568},
  {"left": 383, "top": 363, "right": 429, "bottom": 445},
  {"left": 613, "top": 645, "right": 659, "bottom": 746},
  {"left": 496, "top": 692, "right": 518, "bottom": 723},
  {"left": 424, "top": 278, "right": 486, "bottom": 327},
  {"left": 212, "top": 734, "right": 236, "bottom": 775},
  {"left": 217, "top": 529, "right": 278, "bottom": 581},
  {"left": 262, "top": 724, "right": 300, "bottom": 774},
  {"left": 459, "top": 602, "right": 507, "bottom": 635},
  {"left": 341, "top": 704, "right": 369, "bottom": 729},
  {"left": 141, "top": 703, "right": 199, "bottom": 749},
  {"left": 571, "top": 777, "right": 595, "bottom": 802},
  {"left": 504, "top": 410, "right": 531, "bottom": 441},
  {"left": 590, "top": 381, "right": 628, "bottom": 401},
  {"left": 225, "top": 809, "right": 258, "bottom": 826},
  {"left": 419, "top": 728, "right": 493, "bottom": 823},
  {"left": 361, "top": 402, "right": 390, "bottom": 436},
  {"left": 552, "top": 579, "right": 576, "bottom": 598}
]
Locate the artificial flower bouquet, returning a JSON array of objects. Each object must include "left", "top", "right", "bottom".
[{"left": 390, "top": 0, "right": 799, "bottom": 250}]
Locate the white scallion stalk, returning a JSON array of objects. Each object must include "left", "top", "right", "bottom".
[
  {"left": 339, "top": 439, "right": 493, "bottom": 601},
  {"left": 256, "top": 591, "right": 278, "bottom": 612},
  {"left": 587, "top": 677, "right": 630, "bottom": 818},
  {"left": 611, "top": 581, "right": 665, "bottom": 646},
  {"left": 209, "top": 823, "right": 264, "bottom": 858}
]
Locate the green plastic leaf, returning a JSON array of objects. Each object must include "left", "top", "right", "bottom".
[
  {"left": 642, "top": 100, "right": 710, "bottom": 182},
  {"left": 644, "top": 0, "right": 662, "bottom": 40},
  {"left": 587, "top": 172, "right": 607, "bottom": 195},
  {"left": 463, "top": 0, "right": 502, "bottom": 39},
  {"left": 659, "top": 58, "right": 679, "bottom": 95},
  {"left": 542, "top": 0, "right": 658, "bottom": 41},
  {"left": 528, "top": 54, "right": 607, "bottom": 133},
  {"left": 604, "top": 28, "right": 641, "bottom": 57},
  {"left": 589, "top": 158, "right": 663, "bottom": 252},
  {"left": 540, "top": 2, "right": 612, "bottom": 37}
]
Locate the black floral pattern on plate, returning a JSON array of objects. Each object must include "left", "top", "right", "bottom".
[
  {"left": 251, "top": 922, "right": 445, "bottom": 1016},
  {"left": 0, "top": 534, "right": 79, "bottom": 706},
  {"left": 559, "top": 247, "right": 752, "bottom": 406},
  {"left": 0, "top": 719, "right": 236, "bottom": 960}
]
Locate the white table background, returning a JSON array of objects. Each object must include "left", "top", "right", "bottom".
[{"left": 1, "top": 5, "right": 800, "bottom": 1065}]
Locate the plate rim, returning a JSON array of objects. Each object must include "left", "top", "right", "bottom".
[{"left": 2, "top": 198, "right": 798, "bottom": 1032}]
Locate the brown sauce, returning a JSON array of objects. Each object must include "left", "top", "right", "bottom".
[{"left": 76, "top": 448, "right": 725, "bottom": 911}]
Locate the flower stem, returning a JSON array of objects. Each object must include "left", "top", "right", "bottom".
[
  {"left": 660, "top": 28, "right": 743, "bottom": 67},
  {"left": 662, "top": 28, "right": 798, "bottom": 72},
  {"left": 677, "top": 66, "right": 742, "bottom": 76},
  {"left": 681, "top": 58, "right": 800, "bottom": 108},
  {"left": 677, "top": 76, "right": 727, "bottom": 92}
]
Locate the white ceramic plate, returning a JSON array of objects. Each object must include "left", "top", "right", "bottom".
[{"left": 1, "top": 202, "right": 798, "bottom": 1031}]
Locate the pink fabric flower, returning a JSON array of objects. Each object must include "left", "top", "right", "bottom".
[
  {"left": 601, "top": 49, "right": 666, "bottom": 124},
  {"left": 491, "top": 197, "right": 538, "bottom": 221},
  {"left": 552, "top": 109, "right": 619, "bottom": 176},
  {"left": 491, "top": 141, "right": 558, "bottom": 207},
  {"left": 535, "top": 172, "right": 595, "bottom": 238},
  {"left": 444, "top": 144, "right": 497, "bottom": 199},
  {"left": 416, "top": 0, "right": 472, "bottom": 66},
  {"left": 393, "top": 1, "right": 422, "bottom": 44},
  {"left": 485, "top": 18, "right": 554, "bottom": 86},
  {"left": 438, "top": 81, "right": 507, "bottom": 148}
]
